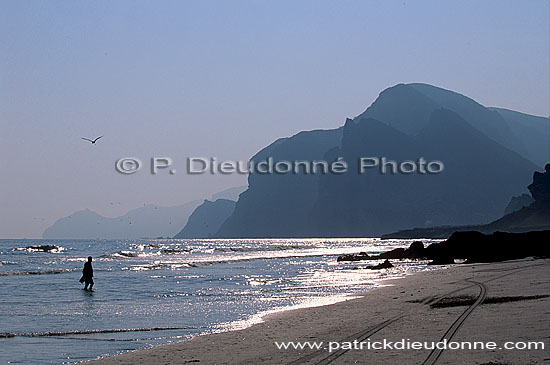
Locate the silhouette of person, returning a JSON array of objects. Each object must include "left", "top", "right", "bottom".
[{"left": 82, "top": 256, "right": 94, "bottom": 291}]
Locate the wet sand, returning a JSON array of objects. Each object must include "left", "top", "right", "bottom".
[{"left": 91, "top": 258, "right": 550, "bottom": 364}]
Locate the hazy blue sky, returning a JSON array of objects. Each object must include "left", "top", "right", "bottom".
[{"left": 1, "top": 0, "right": 549, "bottom": 238}]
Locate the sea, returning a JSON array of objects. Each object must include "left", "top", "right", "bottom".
[{"left": 0, "top": 238, "right": 441, "bottom": 364}]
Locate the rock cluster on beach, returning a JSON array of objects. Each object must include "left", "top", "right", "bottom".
[
  {"left": 338, "top": 241, "right": 425, "bottom": 262},
  {"left": 338, "top": 230, "right": 550, "bottom": 265}
]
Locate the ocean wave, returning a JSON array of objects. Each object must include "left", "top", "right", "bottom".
[
  {"left": 119, "top": 252, "right": 341, "bottom": 271},
  {"left": 214, "top": 245, "right": 304, "bottom": 253},
  {"left": 15, "top": 245, "right": 65, "bottom": 253},
  {"left": 119, "top": 257, "right": 269, "bottom": 271},
  {"left": 116, "top": 250, "right": 142, "bottom": 257},
  {"left": 100, "top": 250, "right": 146, "bottom": 259},
  {"left": 102, "top": 248, "right": 192, "bottom": 259},
  {"left": 0, "top": 268, "right": 76, "bottom": 276},
  {"left": 133, "top": 243, "right": 161, "bottom": 250},
  {"left": 0, "top": 261, "right": 17, "bottom": 266},
  {"left": 161, "top": 248, "right": 191, "bottom": 255},
  {"left": 101, "top": 244, "right": 326, "bottom": 262},
  {"left": 202, "top": 251, "right": 344, "bottom": 265},
  {"left": 122, "top": 262, "right": 195, "bottom": 271},
  {"left": 0, "top": 326, "right": 206, "bottom": 338},
  {"left": 123, "top": 263, "right": 165, "bottom": 271}
]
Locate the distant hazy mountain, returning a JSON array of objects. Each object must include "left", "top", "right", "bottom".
[
  {"left": 488, "top": 107, "right": 549, "bottom": 167},
  {"left": 43, "top": 185, "right": 247, "bottom": 239},
  {"left": 211, "top": 186, "right": 246, "bottom": 201},
  {"left": 382, "top": 164, "right": 550, "bottom": 238},
  {"left": 488, "top": 163, "right": 550, "bottom": 232},
  {"left": 312, "top": 109, "right": 538, "bottom": 236},
  {"left": 217, "top": 128, "right": 343, "bottom": 237},
  {"left": 174, "top": 199, "right": 236, "bottom": 238},
  {"left": 43, "top": 201, "right": 201, "bottom": 239},
  {"left": 504, "top": 194, "right": 534, "bottom": 215},
  {"left": 216, "top": 83, "right": 547, "bottom": 238},
  {"left": 357, "top": 83, "right": 546, "bottom": 166}
]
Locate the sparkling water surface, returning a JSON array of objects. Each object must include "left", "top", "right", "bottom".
[{"left": 0, "top": 238, "right": 440, "bottom": 364}]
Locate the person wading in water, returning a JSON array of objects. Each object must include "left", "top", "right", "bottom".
[{"left": 80, "top": 256, "right": 94, "bottom": 291}]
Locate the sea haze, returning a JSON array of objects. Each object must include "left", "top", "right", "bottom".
[{"left": 0, "top": 238, "right": 441, "bottom": 364}]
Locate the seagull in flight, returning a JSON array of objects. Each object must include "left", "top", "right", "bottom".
[{"left": 81, "top": 136, "right": 103, "bottom": 144}]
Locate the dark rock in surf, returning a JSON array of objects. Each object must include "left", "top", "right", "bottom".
[
  {"left": 337, "top": 241, "right": 426, "bottom": 262},
  {"left": 424, "top": 230, "right": 550, "bottom": 264},
  {"left": 337, "top": 252, "right": 371, "bottom": 262},
  {"left": 24, "top": 245, "right": 58, "bottom": 252},
  {"left": 369, "top": 259, "right": 394, "bottom": 270}
]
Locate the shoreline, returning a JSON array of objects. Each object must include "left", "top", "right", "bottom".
[
  {"left": 88, "top": 259, "right": 433, "bottom": 361},
  {"left": 215, "top": 262, "right": 441, "bottom": 335},
  {"left": 91, "top": 258, "right": 550, "bottom": 364}
]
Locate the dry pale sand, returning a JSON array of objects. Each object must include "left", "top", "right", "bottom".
[{"left": 91, "top": 258, "right": 550, "bottom": 365}]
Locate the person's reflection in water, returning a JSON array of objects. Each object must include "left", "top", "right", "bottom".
[{"left": 81, "top": 256, "right": 94, "bottom": 291}]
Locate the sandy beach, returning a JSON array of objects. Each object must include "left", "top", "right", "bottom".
[{"left": 91, "top": 258, "right": 550, "bottom": 364}]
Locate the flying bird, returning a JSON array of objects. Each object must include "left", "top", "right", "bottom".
[{"left": 81, "top": 136, "right": 103, "bottom": 144}]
